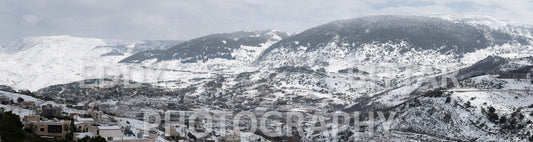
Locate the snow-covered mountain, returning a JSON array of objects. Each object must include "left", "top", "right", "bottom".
[
  {"left": 120, "top": 30, "right": 288, "bottom": 63},
  {"left": 256, "top": 15, "right": 532, "bottom": 68},
  {"left": 2, "top": 15, "right": 531, "bottom": 96},
  {"left": 2, "top": 15, "right": 533, "bottom": 141},
  {"left": 347, "top": 57, "right": 533, "bottom": 141},
  {"left": 251, "top": 15, "right": 533, "bottom": 99},
  {"left": 98, "top": 40, "right": 182, "bottom": 57},
  {"left": 0, "top": 35, "right": 180, "bottom": 91},
  {"left": 118, "top": 30, "right": 290, "bottom": 76},
  {"left": 108, "top": 30, "right": 291, "bottom": 90},
  {"left": 0, "top": 30, "right": 288, "bottom": 92}
]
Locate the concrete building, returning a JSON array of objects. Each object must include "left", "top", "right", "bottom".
[
  {"left": 20, "top": 101, "right": 36, "bottom": 109},
  {"left": 23, "top": 115, "right": 71, "bottom": 140},
  {"left": 71, "top": 114, "right": 95, "bottom": 132},
  {"left": 75, "top": 127, "right": 156, "bottom": 142},
  {"left": 98, "top": 126, "right": 122, "bottom": 140},
  {"left": 90, "top": 108, "right": 104, "bottom": 123},
  {"left": 86, "top": 125, "right": 122, "bottom": 141},
  {"left": 41, "top": 104, "right": 63, "bottom": 118}
]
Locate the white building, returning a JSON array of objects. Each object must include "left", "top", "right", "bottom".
[{"left": 96, "top": 126, "right": 122, "bottom": 141}]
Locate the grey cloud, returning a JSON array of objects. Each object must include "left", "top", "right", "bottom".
[{"left": 0, "top": 0, "right": 532, "bottom": 43}]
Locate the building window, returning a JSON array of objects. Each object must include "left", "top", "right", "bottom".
[
  {"left": 40, "top": 128, "right": 44, "bottom": 132},
  {"left": 48, "top": 125, "right": 63, "bottom": 133},
  {"left": 107, "top": 137, "right": 113, "bottom": 141}
]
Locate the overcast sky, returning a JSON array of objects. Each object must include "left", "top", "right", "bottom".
[{"left": 1, "top": 0, "right": 532, "bottom": 42}]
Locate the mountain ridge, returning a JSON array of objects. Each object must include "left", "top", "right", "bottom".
[
  {"left": 256, "top": 15, "right": 531, "bottom": 66},
  {"left": 119, "top": 29, "right": 289, "bottom": 64}
]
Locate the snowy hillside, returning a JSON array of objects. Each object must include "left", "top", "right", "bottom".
[
  {"left": 112, "top": 30, "right": 290, "bottom": 89},
  {"left": 252, "top": 15, "right": 533, "bottom": 103},
  {"left": 0, "top": 35, "right": 180, "bottom": 91},
  {"left": 3, "top": 15, "right": 531, "bottom": 93},
  {"left": 100, "top": 15, "right": 533, "bottom": 97},
  {"left": 119, "top": 30, "right": 290, "bottom": 76},
  {"left": 256, "top": 15, "right": 532, "bottom": 70},
  {"left": 3, "top": 15, "right": 533, "bottom": 141},
  {"left": 315, "top": 55, "right": 533, "bottom": 141},
  {"left": 120, "top": 30, "right": 288, "bottom": 64},
  {"left": 384, "top": 74, "right": 533, "bottom": 141}
]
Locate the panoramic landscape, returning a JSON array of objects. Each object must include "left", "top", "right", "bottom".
[{"left": 1, "top": 0, "right": 533, "bottom": 142}]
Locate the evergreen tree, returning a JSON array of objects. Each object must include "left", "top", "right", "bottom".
[
  {"left": 0, "top": 111, "right": 25, "bottom": 142},
  {"left": 487, "top": 106, "right": 499, "bottom": 123},
  {"left": 16, "top": 97, "right": 24, "bottom": 103},
  {"left": 76, "top": 136, "right": 107, "bottom": 142}
]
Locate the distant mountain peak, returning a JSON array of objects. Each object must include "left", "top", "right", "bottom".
[
  {"left": 256, "top": 15, "right": 532, "bottom": 67},
  {"left": 119, "top": 29, "right": 289, "bottom": 63},
  {"left": 0, "top": 35, "right": 106, "bottom": 53}
]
